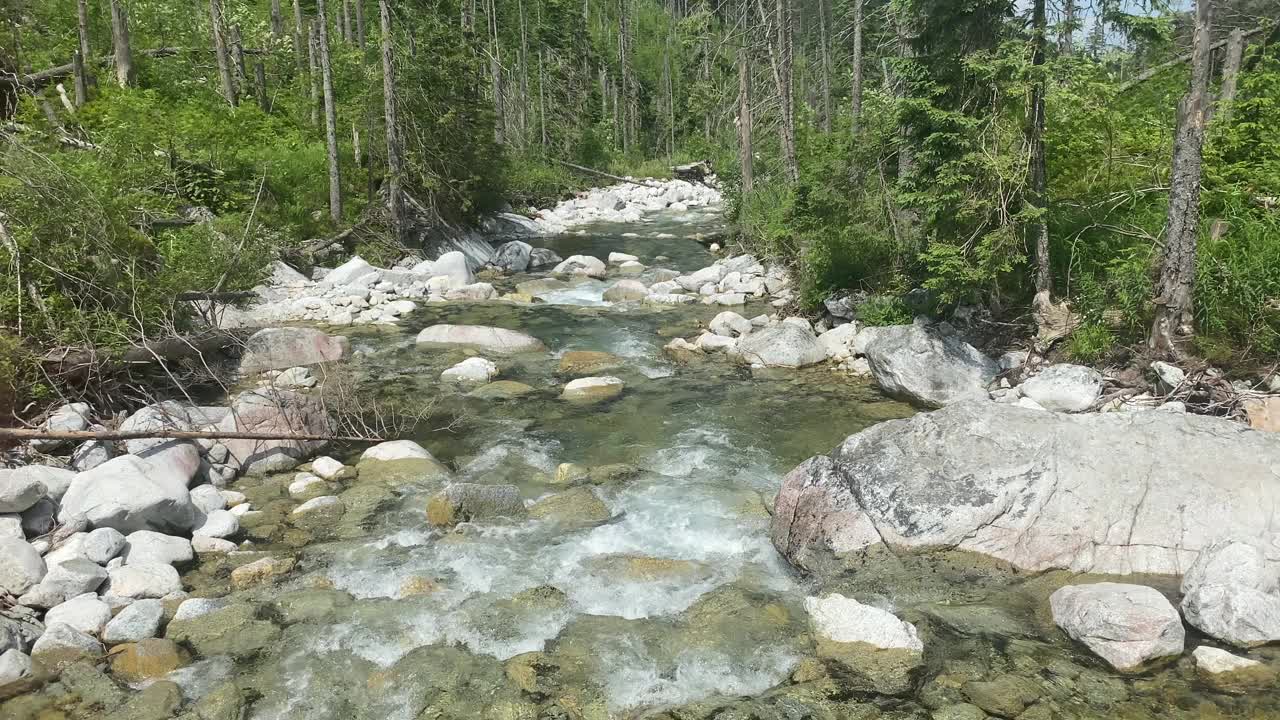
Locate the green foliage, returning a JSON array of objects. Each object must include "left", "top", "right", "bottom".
[
  {"left": 1066, "top": 323, "right": 1115, "bottom": 363},
  {"left": 857, "top": 296, "right": 915, "bottom": 327}
]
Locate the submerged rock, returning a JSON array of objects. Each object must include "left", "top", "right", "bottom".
[
  {"left": 426, "top": 483, "right": 525, "bottom": 526},
  {"left": 239, "top": 327, "right": 351, "bottom": 374},
  {"left": 557, "top": 351, "right": 623, "bottom": 377},
  {"left": 1192, "top": 646, "right": 1276, "bottom": 693},
  {"left": 804, "top": 593, "right": 923, "bottom": 695},
  {"left": 416, "top": 324, "right": 547, "bottom": 354},
  {"left": 560, "top": 376, "right": 624, "bottom": 404},
  {"left": 603, "top": 279, "right": 648, "bottom": 303},
  {"left": 863, "top": 323, "right": 998, "bottom": 407},
  {"left": 1050, "top": 583, "right": 1184, "bottom": 672},
  {"left": 771, "top": 402, "right": 1280, "bottom": 578},
  {"left": 109, "top": 638, "right": 189, "bottom": 683},
  {"left": 441, "top": 357, "right": 500, "bottom": 387},
  {"left": 468, "top": 380, "right": 536, "bottom": 400},
  {"left": 528, "top": 487, "right": 612, "bottom": 526}
]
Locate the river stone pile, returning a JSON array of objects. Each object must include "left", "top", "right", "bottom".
[{"left": 528, "top": 178, "right": 722, "bottom": 234}]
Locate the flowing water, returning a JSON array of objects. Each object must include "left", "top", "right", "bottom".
[{"left": 7, "top": 207, "right": 1279, "bottom": 720}]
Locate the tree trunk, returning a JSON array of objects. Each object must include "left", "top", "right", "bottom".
[
  {"left": 1149, "top": 0, "right": 1213, "bottom": 356},
  {"left": 738, "top": 32, "right": 753, "bottom": 194},
  {"left": 620, "top": 0, "right": 633, "bottom": 154},
  {"left": 210, "top": 0, "right": 238, "bottom": 105},
  {"left": 230, "top": 25, "right": 247, "bottom": 84},
  {"left": 308, "top": 20, "right": 321, "bottom": 126},
  {"left": 489, "top": 0, "right": 505, "bottom": 144},
  {"left": 1058, "top": 0, "right": 1075, "bottom": 57},
  {"left": 254, "top": 61, "right": 270, "bottom": 112},
  {"left": 850, "top": 0, "right": 863, "bottom": 135},
  {"left": 1030, "top": 0, "right": 1052, "bottom": 307},
  {"left": 73, "top": 51, "right": 88, "bottom": 107},
  {"left": 1209, "top": 28, "right": 1244, "bottom": 126},
  {"left": 518, "top": 0, "right": 530, "bottom": 145},
  {"left": 817, "top": 0, "right": 832, "bottom": 133},
  {"left": 773, "top": 0, "right": 798, "bottom": 182},
  {"left": 892, "top": 8, "right": 914, "bottom": 182},
  {"left": 342, "top": 0, "right": 354, "bottom": 42},
  {"left": 109, "top": 0, "right": 134, "bottom": 88},
  {"left": 355, "top": 0, "right": 367, "bottom": 50},
  {"left": 317, "top": 0, "right": 344, "bottom": 223},
  {"left": 293, "top": 0, "right": 307, "bottom": 71},
  {"left": 77, "top": 0, "right": 94, "bottom": 91},
  {"left": 539, "top": 48, "right": 548, "bottom": 148},
  {"left": 382, "top": 0, "right": 404, "bottom": 242},
  {"left": 271, "top": 0, "right": 285, "bottom": 37}
]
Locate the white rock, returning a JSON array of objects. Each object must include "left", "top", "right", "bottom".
[
  {"left": 441, "top": 357, "right": 499, "bottom": 387},
  {"left": 805, "top": 593, "right": 923, "bottom": 651},
  {"left": 1019, "top": 364, "right": 1104, "bottom": 413},
  {"left": 106, "top": 563, "right": 182, "bottom": 599},
  {"left": 58, "top": 454, "right": 199, "bottom": 534},
  {"left": 561, "top": 376, "right": 625, "bottom": 403},
  {"left": 324, "top": 256, "right": 378, "bottom": 286},
  {"left": 603, "top": 280, "right": 649, "bottom": 303},
  {"left": 1152, "top": 360, "right": 1187, "bottom": 392},
  {"left": 0, "top": 470, "right": 47, "bottom": 513},
  {"left": 360, "top": 440, "right": 436, "bottom": 464},
  {"left": 696, "top": 333, "right": 737, "bottom": 353},
  {"left": 173, "top": 597, "right": 228, "bottom": 621},
  {"left": 82, "top": 528, "right": 125, "bottom": 564},
  {"left": 44, "top": 593, "right": 112, "bottom": 636},
  {"left": 0, "top": 515, "right": 22, "bottom": 540},
  {"left": 240, "top": 327, "right": 351, "bottom": 374},
  {"left": 30, "top": 623, "right": 103, "bottom": 670},
  {"left": 193, "top": 510, "right": 239, "bottom": 539},
  {"left": 1050, "top": 583, "right": 1184, "bottom": 671},
  {"left": 0, "top": 649, "right": 32, "bottom": 684},
  {"left": 553, "top": 255, "right": 607, "bottom": 279},
  {"left": 709, "top": 311, "right": 753, "bottom": 338},
  {"left": 123, "top": 531, "right": 193, "bottom": 567},
  {"left": 309, "top": 456, "right": 350, "bottom": 481},
  {"left": 0, "top": 537, "right": 46, "bottom": 595},
  {"left": 863, "top": 324, "right": 998, "bottom": 408},
  {"left": 733, "top": 324, "right": 826, "bottom": 369},
  {"left": 416, "top": 324, "right": 546, "bottom": 354},
  {"left": 445, "top": 282, "right": 498, "bottom": 301},
  {"left": 1193, "top": 645, "right": 1262, "bottom": 676},
  {"left": 17, "top": 559, "right": 104, "bottom": 609},
  {"left": 293, "top": 495, "right": 343, "bottom": 516},
  {"left": 31, "top": 403, "right": 92, "bottom": 451},
  {"left": 617, "top": 260, "right": 646, "bottom": 275},
  {"left": 192, "top": 536, "right": 238, "bottom": 554},
  {"left": 1181, "top": 540, "right": 1280, "bottom": 648},
  {"left": 817, "top": 323, "right": 860, "bottom": 360},
  {"left": 220, "top": 490, "right": 247, "bottom": 507},
  {"left": 608, "top": 252, "right": 640, "bottom": 265},
  {"left": 288, "top": 474, "right": 328, "bottom": 499},
  {"left": 645, "top": 293, "right": 696, "bottom": 306},
  {"left": 188, "top": 485, "right": 228, "bottom": 515},
  {"left": 101, "top": 598, "right": 164, "bottom": 644},
  {"left": 383, "top": 299, "right": 417, "bottom": 316},
  {"left": 705, "top": 292, "right": 746, "bottom": 306},
  {"left": 273, "top": 366, "right": 318, "bottom": 389}
]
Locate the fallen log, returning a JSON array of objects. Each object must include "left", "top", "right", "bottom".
[
  {"left": 291, "top": 226, "right": 357, "bottom": 258},
  {"left": 175, "top": 290, "right": 258, "bottom": 303},
  {"left": 2, "top": 47, "right": 271, "bottom": 91},
  {"left": 0, "top": 428, "right": 382, "bottom": 443},
  {"left": 1116, "top": 25, "right": 1267, "bottom": 92},
  {"left": 551, "top": 159, "right": 663, "bottom": 188}
]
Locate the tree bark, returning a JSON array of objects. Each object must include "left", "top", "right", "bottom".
[
  {"left": 231, "top": 25, "right": 248, "bottom": 84},
  {"left": 1058, "top": 0, "right": 1075, "bottom": 57},
  {"left": 355, "top": 0, "right": 367, "bottom": 50},
  {"left": 77, "top": 0, "right": 92, "bottom": 62},
  {"left": 308, "top": 20, "right": 321, "bottom": 126},
  {"left": 620, "top": 0, "right": 633, "bottom": 153},
  {"left": 342, "top": 0, "right": 354, "bottom": 42},
  {"left": 109, "top": 0, "right": 134, "bottom": 88},
  {"left": 381, "top": 0, "right": 404, "bottom": 243},
  {"left": 210, "top": 0, "right": 238, "bottom": 105},
  {"left": 489, "top": 0, "right": 505, "bottom": 144},
  {"left": 850, "top": 0, "right": 863, "bottom": 135},
  {"left": 1149, "top": 0, "right": 1213, "bottom": 356},
  {"left": 1209, "top": 28, "right": 1244, "bottom": 126},
  {"left": 317, "top": 0, "right": 344, "bottom": 223},
  {"left": 758, "top": 0, "right": 797, "bottom": 182},
  {"left": 293, "top": 0, "right": 307, "bottom": 71},
  {"left": 1030, "top": 0, "right": 1052, "bottom": 306},
  {"left": 254, "top": 61, "right": 270, "bottom": 112},
  {"left": 271, "top": 0, "right": 285, "bottom": 37},
  {"left": 737, "top": 30, "right": 753, "bottom": 194},
  {"left": 817, "top": 0, "right": 832, "bottom": 133},
  {"left": 73, "top": 51, "right": 88, "bottom": 107}
]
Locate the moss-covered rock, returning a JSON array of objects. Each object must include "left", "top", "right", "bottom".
[
  {"left": 164, "top": 603, "right": 280, "bottom": 659},
  {"left": 109, "top": 639, "right": 189, "bottom": 683}
]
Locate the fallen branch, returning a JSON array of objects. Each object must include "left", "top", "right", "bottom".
[
  {"left": 175, "top": 290, "right": 258, "bottom": 302},
  {"left": 1116, "top": 25, "right": 1268, "bottom": 92},
  {"left": 550, "top": 158, "right": 663, "bottom": 188},
  {"left": 0, "top": 428, "right": 381, "bottom": 443},
  {"left": 291, "top": 226, "right": 358, "bottom": 259},
  {"left": 2, "top": 47, "right": 271, "bottom": 91}
]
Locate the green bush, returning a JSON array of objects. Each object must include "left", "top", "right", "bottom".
[
  {"left": 1066, "top": 323, "right": 1115, "bottom": 363},
  {"left": 858, "top": 296, "right": 915, "bottom": 327}
]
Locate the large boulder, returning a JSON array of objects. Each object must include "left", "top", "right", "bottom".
[
  {"left": 2, "top": 466, "right": 75, "bottom": 503},
  {"left": 863, "top": 324, "right": 998, "bottom": 407},
  {"left": 31, "top": 402, "right": 92, "bottom": 452},
  {"left": 1180, "top": 540, "right": 1280, "bottom": 648},
  {"left": 528, "top": 248, "right": 563, "bottom": 269},
  {"left": 552, "top": 255, "right": 607, "bottom": 279},
  {"left": 30, "top": 622, "right": 104, "bottom": 672},
  {"left": 1019, "top": 364, "right": 1104, "bottom": 412},
  {"left": 59, "top": 455, "right": 198, "bottom": 534},
  {"left": 239, "top": 327, "right": 350, "bottom": 374},
  {"left": 416, "top": 325, "right": 546, "bottom": 354},
  {"left": 323, "top": 256, "right": 378, "bottom": 286},
  {"left": 116, "top": 401, "right": 226, "bottom": 455},
  {"left": 491, "top": 241, "right": 533, "bottom": 273},
  {"left": 732, "top": 324, "right": 825, "bottom": 368},
  {"left": 709, "top": 311, "right": 753, "bottom": 339},
  {"left": 1050, "top": 583, "right": 1184, "bottom": 672},
  {"left": 18, "top": 559, "right": 106, "bottom": 609},
  {"left": 602, "top": 280, "right": 648, "bottom": 303},
  {"left": 433, "top": 251, "right": 474, "bottom": 288},
  {"left": 216, "top": 390, "right": 333, "bottom": 476},
  {"left": 426, "top": 483, "right": 525, "bottom": 526},
  {"left": 0, "top": 470, "right": 47, "bottom": 513},
  {"left": 804, "top": 593, "right": 924, "bottom": 695},
  {"left": 771, "top": 402, "right": 1280, "bottom": 578}
]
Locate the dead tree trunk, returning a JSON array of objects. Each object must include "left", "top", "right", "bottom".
[
  {"left": 1150, "top": 0, "right": 1213, "bottom": 357},
  {"left": 737, "top": 28, "right": 754, "bottom": 194},
  {"left": 1029, "top": 0, "right": 1052, "bottom": 307},
  {"left": 77, "top": 0, "right": 94, "bottom": 90},
  {"left": 317, "top": 0, "right": 344, "bottom": 223},
  {"left": 850, "top": 0, "right": 863, "bottom": 135},
  {"left": 308, "top": 20, "right": 321, "bottom": 126},
  {"left": 271, "top": 0, "right": 286, "bottom": 37},
  {"left": 355, "top": 0, "right": 367, "bottom": 50},
  {"left": 109, "top": 0, "right": 134, "bottom": 88},
  {"left": 254, "top": 61, "right": 270, "bottom": 112},
  {"left": 817, "top": 0, "right": 832, "bottom": 133},
  {"left": 342, "top": 0, "right": 354, "bottom": 42},
  {"left": 1059, "top": 0, "right": 1075, "bottom": 56},
  {"left": 73, "top": 51, "right": 88, "bottom": 107},
  {"left": 381, "top": 0, "right": 405, "bottom": 244},
  {"left": 210, "top": 0, "right": 238, "bottom": 105},
  {"left": 230, "top": 25, "right": 248, "bottom": 85},
  {"left": 768, "top": 0, "right": 798, "bottom": 182},
  {"left": 293, "top": 0, "right": 307, "bottom": 71},
  {"left": 1209, "top": 28, "right": 1244, "bottom": 126},
  {"left": 488, "top": 0, "right": 505, "bottom": 144}
]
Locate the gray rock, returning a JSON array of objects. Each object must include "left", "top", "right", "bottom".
[
  {"left": 441, "top": 357, "right": 499, "bottom": 387},
  {"left": 59, "top": 455, "right": 198, "bottom": 534},
  {"left": 0, "top": 614, "right": 44, "bottom": 654},
  {"left": 239, "top": 327, "right": 351, "bottom": 374},
  {"left": 1019, "top": 364, "right": 1103, "bottom": 412},
  {"left": 426, "top": 483, "right": 525, "bottom": 526},
  {"left": 102, "top": 598, "right": 165, "bottom": 644},
  {"left": 863, "top": 324, "right": 998, "bottom": 407},
  {"left": 0, "top": 515, "right": 21, "bottom": 540},
  {"left": 416, "top": 324, "right": 547, "bottom": 354},
  {"left": 0, "top": 537, "right": 46, "bottom": 595},
  {"left": 0, "top": 469, "right": 47, "bottom": 513},
  {"left": 0, "top": 648, "right": 32, "bottom": 685},
  {"left": 44, "top": 593, "right": 112, "bottom": 636},
  {"left": 1181, "top": 541, "right": 1280, "bottom": 648},
  {"left": 31, "top": 403, "right": 92, "bottom": 451},
  {"left": 1152, "top": 360, "right": 1187, "bottom": 392},
  {"left": 732, "top": 324, "right": 826, "bottom": 368},
  {"left": 82, "top": 528, "right": 126, "bottom": 564},
  {"left": 123, "top": 531, "right": 194, "bottom": 567},
  {"left": 771, "top": 401, "right": 1280, "bottom": 578},
  {"left": 602, "top": 279, "right": 648, "bottom": 303},
  {"left": 1050, "top": 583, "right": 1184, "bottom": 671},
  {"left": 117, "top": 401, "right": 225, "bottom": 455},
  {"left": 18, "top": 558, "right": 106, "bottom": 608},
  {"left": 189, "top": 484, "right": 228, "bottom": 515},
  {"left": 216, "top": 389, "right": 333, "bottom": 476},
  {"left": 106, "top": 562, "right": 182, "bottom": 599},
  {"left": 491, "top": 241, "right": 533, "bottom": 272},
  {"left": 194, "top": 510, "right": 239, "bottom": 539},
  {"left": 323, "top": 256, "right": 377, "bottom": 286},
  {"left": 72, "top": 439, "right": 115, "bottom": 471},
  {"left": 552, "top": 255, "right": 607, "bottom": 279},
  {"left": 709, "top": 311, "right": 753, "bottom": 338},
  {"left": 3, "top": 466, "right": 74, "bottom": 505},
  {"left": 528, "top": 247, "right": 562, "bottom": 269},
  {"left": 20, "top": 497, "right": 57, "bottom": 537},
  {"left": 30, "top": 622, "right": 104, "bottom": 672},
  {"left": 432, "top": 251, "right": 474, "bottom": 287}
]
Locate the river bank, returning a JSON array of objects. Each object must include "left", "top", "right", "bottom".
[{"left": 3, "top": 179, "right": 1280, "bottom": 720}]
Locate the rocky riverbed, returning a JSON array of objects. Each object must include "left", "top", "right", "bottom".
[{"left": 4, "top": 178, "right": 1280, "bottom": 720}]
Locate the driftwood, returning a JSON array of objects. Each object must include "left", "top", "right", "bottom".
[
  {"left": 551, "top": 158, "right": 662, "bottom": 188},
  {"left": 0, "top": 428, "right": 381, "bottom": 443},
  {"left": 672, "top": 161, "right": 711, "bottom": 182},
  {"left": 290, "top": 226, "right": 357, "bottom": 259},
  {"left": 1116, "top": 25, "right": 1267, "bottom": 93},
  {"left": 1, "top": 47, "right": 271, "bottom": 91}
]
